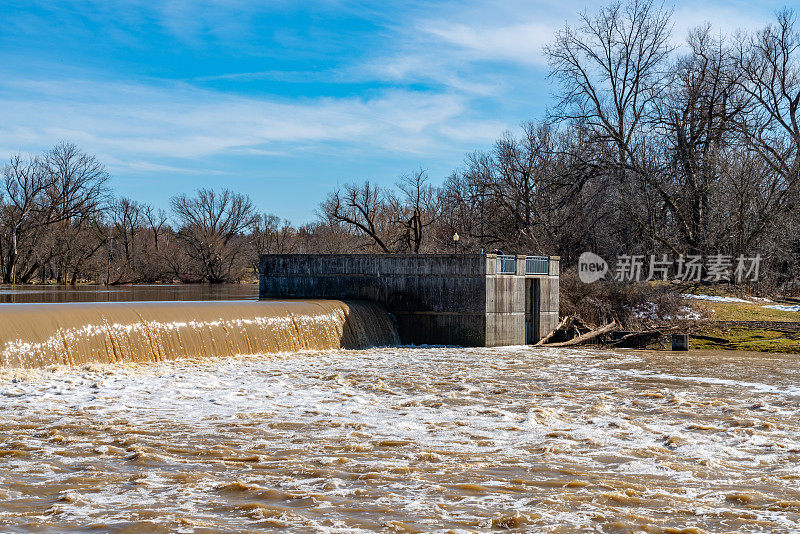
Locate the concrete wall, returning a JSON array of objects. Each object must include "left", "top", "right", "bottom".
[
  {"left": 539, "top": 256, "right": 560, "bottom": 340},
  {"left": 483, "top": 255, "right": 524, "bottom": 346},
  {"left": 260, "top": 254, "right": 488, "bottom": 346},
  {"left": 483, "top": 254, "right": 560, "bottom": 346},
  {"left": 259, "top": 253, "right": 560, "bottom": 347}
]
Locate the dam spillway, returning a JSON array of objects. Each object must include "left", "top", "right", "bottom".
[{"left": 0, "top": 300, "right": 399, "bottom": 369}]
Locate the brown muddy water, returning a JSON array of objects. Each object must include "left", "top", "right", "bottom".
[
  {"left": 0, "top": 284, "right": 257, "bottom": 304},
  {"left": 1, "top": 346, "right": 799, "bottom": 533}
]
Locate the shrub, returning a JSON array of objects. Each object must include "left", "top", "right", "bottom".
[{"left": 559, "top": 269, "right": 692, "bottom": 330}]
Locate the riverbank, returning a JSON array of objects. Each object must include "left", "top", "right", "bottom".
[
  {"left": 687, "top": 322, "right": 800, "bottom": 353},
  {"left": 544, "top": 283, "right": 800, "bottom": 354},
  {"left": 682, "top": 292, "right": 800, "bottom": 353}
]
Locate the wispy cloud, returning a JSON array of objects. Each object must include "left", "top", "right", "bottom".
[
  {"left": 101, "top": 156, "right": 212, "bottom": 174},
  {"left": 671, "top": 2, "right": 784, "bottom": 41},
  {"left": 192, "top": 70, "right": 342, "bottom": 83},
  {"left": 422, "top": 21, "right": 554, "bottom": 66},
  {"left": 0, "top": 76, "right": 503, "bottom": 165},
  {"left": 0, "top": 0, "right": 790, "bottom": 220},
  {"left": 405, "top": 0, "right": 787, "bottom": 72}
]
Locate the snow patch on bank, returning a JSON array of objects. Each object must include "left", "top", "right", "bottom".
[
  {"left": 633, "top": 302, "right": 702, "bottom": 320},
  {"left": 763, "top": 304, "right": 800, "bottom": 312},
  {"left": 682, "top": 294, "right": 751, "bottom": 304}
]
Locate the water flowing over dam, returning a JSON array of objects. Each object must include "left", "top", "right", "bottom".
[{"left": 0, "top": 300, "right": 399, "bottom": 368}]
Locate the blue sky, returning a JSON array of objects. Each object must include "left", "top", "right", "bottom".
[{"left": 0, "top": 0, "right": 789, "bottom": 223}]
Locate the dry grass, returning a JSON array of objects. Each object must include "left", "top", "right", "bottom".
[
  {"left": 701, "top": 301, "right": 799, "bottom": 322},
  {"left": 683, "top": 290, "right": 800, "bottom": 353},
  {"left": 691, "top": 326, "right": 800, "bottom": 354}
]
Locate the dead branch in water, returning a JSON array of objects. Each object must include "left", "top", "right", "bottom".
[{"left": 535, "top": 315, "right": 572, "bottom": 346}]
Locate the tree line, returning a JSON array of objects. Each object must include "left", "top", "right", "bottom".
[
  {"left": 321, "top": 2, "right": 800, "bottom": 290},
  {"left": 1, "top": 1, "right": 798, "bottom": 289}
]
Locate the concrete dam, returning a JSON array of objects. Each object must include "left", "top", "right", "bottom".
[
  {"left": 260, "top": 253, "right": 560, "bottom": 347},
  {"left": 0, "top": 300, "right": 398, "bottom": 369},
  {"left": 0, "top": 253, "right": 558, "bottom": 368}
]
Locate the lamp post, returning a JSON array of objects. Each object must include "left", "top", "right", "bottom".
[{"left": 452, "top": 232, "right": 460, "bottom": 254}]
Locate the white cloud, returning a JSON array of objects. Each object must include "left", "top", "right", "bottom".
[
  {"left": 100, "top": 156, "right": 208, "bottom": 174},
  {"left": 422, "top": 21, "right": 554, "bottom": 66},
  {"left": 410, "top": 0, "right": 786, "bottom": 72},
  {"left": 363, "top": 53, "right": 505, "bottom": 96},
  {"left": 4, "top": 0, "right": 783, "bottom": 183},
  {"left": 0, "top": 76, "right": 504, "bottom": 168},
  {"left": 671, "top": 3, "right": 781, "bottom": 41}
]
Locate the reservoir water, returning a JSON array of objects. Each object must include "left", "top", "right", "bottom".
[{"left": 0, "top": 284, "right": 258, "bottom": 304}]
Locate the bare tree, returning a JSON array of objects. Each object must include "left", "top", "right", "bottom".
[
  {"left": 546, "top": 0, "right": 673, "bottom": 169},
  {"left": 112, "top": 198, "right": 143, "bottom": 281},
  {"left": 143, "top": 204, "right": 168, "bottom": 251},
  {"left": 733, "top": 8, "right": 800, "bottom": 249},
  {"left": 50, "top": 215, "right": 105, "bottom": 285},
  {"left": 295, "top": 221, "right": 357, "bottom": 254},
  {"left": 43, "top": 141, "right": 109, "bottom": 224},
  {"left": 320, "top": 182, "right": 394, "bottom": 253},
  {"left": 545, "top": 0, "right": 677, "bottom": 257},
  {"left": 1, "top": 154, "right": 48, "bottom": 283},
  {"left": 1, "top": 142, "right": 108, "bottom": 283},
  {"left": 250, "top": 213, "right": 296, "bottom": 270},
  {"left": 438, "top": 121, "right": 616, "bottom": 260},
  {"left": 393, "top": 170, "right": 439, "bottom": 253},
  {"left": 647, "top": 26, "right": 747, "bottom": 255},
  {"left": 171, "top": 188, "right": 257, "bottom": 283}
]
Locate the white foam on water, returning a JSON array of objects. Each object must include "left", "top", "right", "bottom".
[
  {"left": 0, "top": 346, "right": 799, "bottom": 532},
  {"left": 606, "top": 367, "right": 800, "bottom": 398}
]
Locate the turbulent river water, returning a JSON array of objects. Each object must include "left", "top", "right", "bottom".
[{"left": 1, "top": 346, "right": 799, "bottom": 533}]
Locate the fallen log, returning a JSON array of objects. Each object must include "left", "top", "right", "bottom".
[
  {"left": 572, "top": 316, "right": 593, "bottom": 333},
  {"left": 545, "top": 320, "right": 618, "bottom": 347},
  {"left": 535, "top": 315, "right": 571, "bottom": 346}
]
